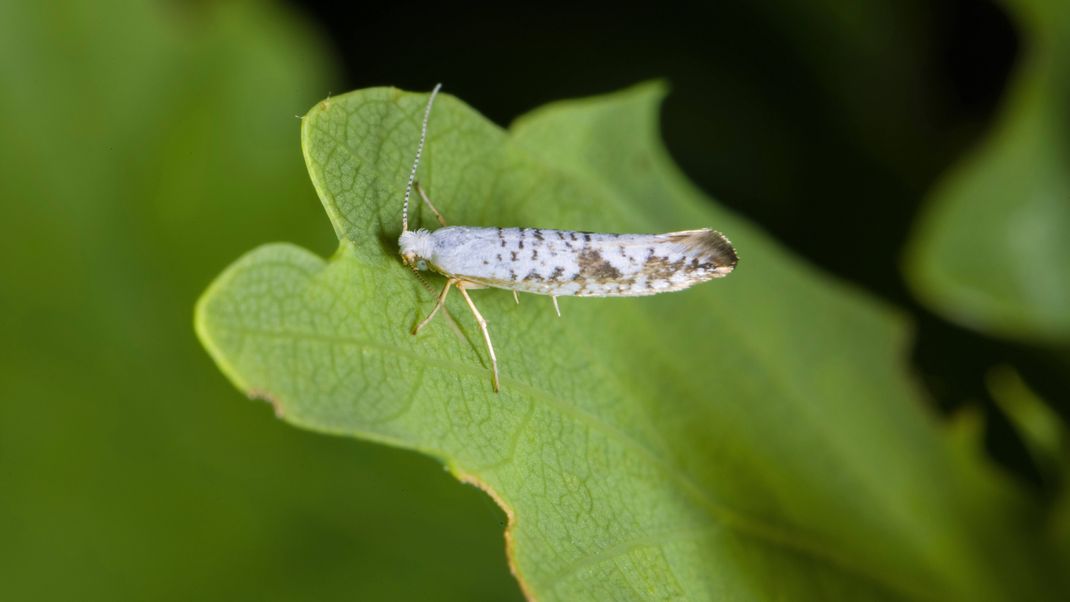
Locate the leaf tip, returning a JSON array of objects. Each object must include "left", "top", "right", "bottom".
[{"left": 194, "top": 242, "right": 327, "bottom": 411}]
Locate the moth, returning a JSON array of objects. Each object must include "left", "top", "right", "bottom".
[{"left": 398, "top": 84, "right": 737, "bottom": 392}]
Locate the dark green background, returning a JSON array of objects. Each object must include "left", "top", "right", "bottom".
[{"left": 0, "top": 0, "right": 1063, "bottom": 600}]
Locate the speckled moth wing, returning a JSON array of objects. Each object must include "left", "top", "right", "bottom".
[{"left": 426, "top": 227, "right": 737, "bottom": 297}]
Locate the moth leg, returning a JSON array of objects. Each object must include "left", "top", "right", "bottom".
[
  {"left": 457, "top": 284, "right": 500, "bottom": 393},
  {"left": 413, "top": 278, "right": 455, "bottom": 335},
  {"left": 551, "top": 295, "right": 561, "bottom": 317},
  {"left": 414, "top": 181, "right": 448, "bottom": 227},
  {"left": 512, "top": 290, "right": 520, "bottom": 304}
]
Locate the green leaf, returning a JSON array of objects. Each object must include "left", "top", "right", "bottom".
[
  {"left": 197, "top": 84, "right": 1063, "bottom": 600},
  {"left": 904, "top": 0, "right": 1070, "bottom": 342}
]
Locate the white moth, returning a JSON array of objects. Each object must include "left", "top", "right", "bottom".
[{"left": 399, "top": 84, "right": 737, "bottom": 392}]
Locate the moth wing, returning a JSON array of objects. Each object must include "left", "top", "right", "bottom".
[
  {"left": 567, "top": 228, "right": 736, "bottom": 296},
  {"left": 429, "top": 226, "right": 737, "bottom": 297}
]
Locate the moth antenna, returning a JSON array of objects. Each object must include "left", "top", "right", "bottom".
[{"left": 402, "top": 83, "right": 443, "bottom": 234}]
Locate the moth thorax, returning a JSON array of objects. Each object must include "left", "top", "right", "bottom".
[{"left": 399, "top": 229, "right": 435, "bottom": 265}]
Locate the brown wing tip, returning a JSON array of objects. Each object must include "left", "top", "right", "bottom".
[
  {"left": 669, "top": 228, "right": 738, "bottom": 271},
  {"left": 704, "top": 230, "right": 738, "bottom": 270}
]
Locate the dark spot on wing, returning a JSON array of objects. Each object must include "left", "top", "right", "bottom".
[
  {"left": 534, "top": 229, "right": 544, "bottom": 241},
  {"left": 531, "top": 249, "right": 538, "bottom": 260},
  {"left": 549, "top": 266, "right": 565, "bottom": 281},
  {"left": 578, "top": 248, "right": 622, "bottom": 280},
  {"left": 511, "top": 251, "right": 518, "bottom": 261},
  {"left": 642, "top": 254, "right": 687, "bottom": 281},
  {"left": 519, "top": 240, "right": 524, "bottom": 249}
]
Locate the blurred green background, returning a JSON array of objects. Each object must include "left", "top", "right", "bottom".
[{"left": 1, "top": 0, "right": 1065, "bottom": 600}]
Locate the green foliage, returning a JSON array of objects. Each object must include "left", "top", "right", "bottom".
[
  {"left": 0, "top": 2, "right": 519, "bottom": 600},
  {"left": 197, "top": 84, "right": 1065, "bottom": 600},
  {"left": 905, "top": 0, "right": 1070, "bottom": 342}
]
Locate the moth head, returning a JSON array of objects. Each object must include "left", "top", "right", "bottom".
[{"left": 398, "top": 229, "right": 435, "bottom": 271}]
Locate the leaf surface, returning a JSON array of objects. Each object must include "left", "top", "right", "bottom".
[{"left": 198, "top": 84, "right": 1063, "bottom": 600}]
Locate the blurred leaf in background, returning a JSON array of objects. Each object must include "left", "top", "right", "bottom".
[
  {"left": 0, "top": 1, "right": 519, "bottom": 600},
  {"left": 198, "top": 84, "right": 1065, "bottom": 600},
  {"left": 905, "top": 0, "right": 1070, "bottom": 342}
]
